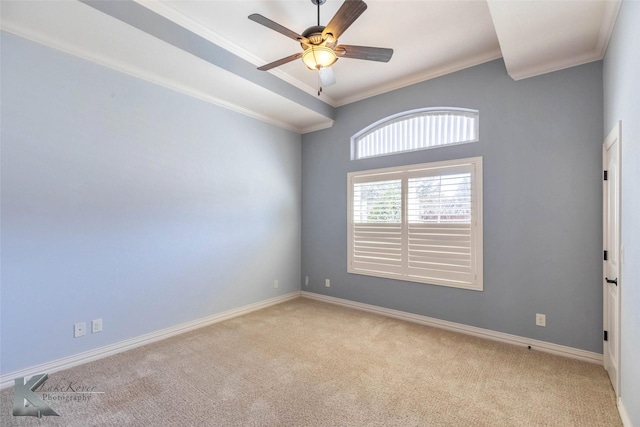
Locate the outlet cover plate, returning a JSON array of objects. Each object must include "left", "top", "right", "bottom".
[
  {"left": 74, "top": 322, "right": 86, "bottom": 338},
  {"left": 92, "top": 318, "right": 103, "bottom": 333}
]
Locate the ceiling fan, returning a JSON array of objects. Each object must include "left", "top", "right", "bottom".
[{"left": 249, "top": 0, "right": 393, "bottom": 90}]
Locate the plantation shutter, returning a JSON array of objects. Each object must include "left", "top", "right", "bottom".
[
  {"left": 350, "top": 175, "right": 404, "bottom": 275},
  {"left": 348, "top": 158, "right": 482, "bottom": 290},
  {"left": 406, "top": 167, "right": 476, "bottom": 287}
]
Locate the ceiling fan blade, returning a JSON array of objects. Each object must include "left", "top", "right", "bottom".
[
  {"left": 322, "top": 0, "right": 367, "bottom": 41},
  {"left": 334, "top": 45, "right": 393, "bottom": 62},
  {"left": 319, "top": 67, "right": 336, "bottom": 87},
  {"left": 249, "top": 14, "right": 308, "bottom": 45},
  {"left": 257, "top": 52, "right": 303, "bottom": 71}
]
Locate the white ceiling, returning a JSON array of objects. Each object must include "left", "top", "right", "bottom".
[{"left": 1, "top": 0, "right": 620, "bottom": 133}]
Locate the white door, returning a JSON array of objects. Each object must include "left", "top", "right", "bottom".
[{"left": 603, "top": 121, "right": 621, "bottom": 396}]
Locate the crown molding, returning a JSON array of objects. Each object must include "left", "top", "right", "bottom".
[
  {"left": 334, "top": 50, "right": 503, "bottom": 107},
  {"left": 508, "top": 50, "right": 606, "bottom": 82},
  {"left": 0, "top": 24, "right": 314, "bottom": 133}
]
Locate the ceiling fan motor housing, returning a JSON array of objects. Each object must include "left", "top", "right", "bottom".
[{"left": 301, "top": 25, "right": 336, "bottom": 48}]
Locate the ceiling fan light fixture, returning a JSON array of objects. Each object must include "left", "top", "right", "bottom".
[{"left": 302, "top": 46, "right": 337, "bottom": 70}]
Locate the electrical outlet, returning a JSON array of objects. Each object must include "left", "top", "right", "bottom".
[
  {"left": 274, "top": 280, "right": 279, "bottom": 289},
  {"left": 536, "top": 313, "right": 546, "bottom": 327},
  {"left": 92, "top": 318, "right": 103, "bottom": 333},
  {"left": 74, "top": 322, "right": 86, "bottom": 338},
  {"left": 305, "top": 276, "right": 309, "bottom": 286},
  {"left": 325, "top": 279, "right": 330, "bottom": 288}
]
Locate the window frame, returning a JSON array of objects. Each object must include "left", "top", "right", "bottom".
[{"left": 347, "top": 157, "right": 483, "bottom": 291}]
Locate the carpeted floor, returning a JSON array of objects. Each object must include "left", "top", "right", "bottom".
[{"left": 0, "top": 298, "right": 622, "bottom": 426}]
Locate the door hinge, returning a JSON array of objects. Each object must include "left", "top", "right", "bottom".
[
  {"left": 604, "top": 170, "right": 608, "bottom": 181},
  {"left": 604, "top": 330, "right": 608, "bottom": 341},
  {"left": 604, "top": 250, "right": 608, "bottom": 261}
]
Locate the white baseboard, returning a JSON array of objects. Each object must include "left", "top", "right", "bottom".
[
  {"left": 618, "top": 397, "right": 633, "bottom": 427},
  {"left": 0, "top": 291, "right": 301, "bottom": 390},
  {"left": 301, "top": 292, "right": 603, "bottom": 364},
  {"left": 2, "top": 290, "right": 604, "bottom": 391}
]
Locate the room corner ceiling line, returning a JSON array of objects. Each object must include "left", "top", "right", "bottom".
[
  {"left": 79, "top": 0, "right": 335, "bottom": 122},
  {"left": 595, "top": 0, "right": 622, "bottom": 57}
]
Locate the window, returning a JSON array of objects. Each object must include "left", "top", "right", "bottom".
[
  {"left": 348, "top": 157, "right": 483, "bottom": 290},
  {"left": 351, "top": 108, "right": 479, "bottom": 160}
]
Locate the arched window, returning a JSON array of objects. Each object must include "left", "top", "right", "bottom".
[{"left": 351, "top": 108, "right": 479, "bottom": 160}]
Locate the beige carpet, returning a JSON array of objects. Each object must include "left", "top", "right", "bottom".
[{"left": 1, "top": 298, "right": 621, "bottom": 426}]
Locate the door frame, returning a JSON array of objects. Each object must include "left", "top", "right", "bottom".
[{"left": 603, "top": 120, "right": 621, "bottom": 397}]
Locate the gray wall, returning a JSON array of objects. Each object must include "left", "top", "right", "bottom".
[
  {"left": 0, "top": 32, "right": 301, "bottom": 375},
  {"left": 603, "top": 1, "right": 640, "bottom": 424},
  {"left": 302, "top": 59, "right": 604, "bottom": 353}
]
